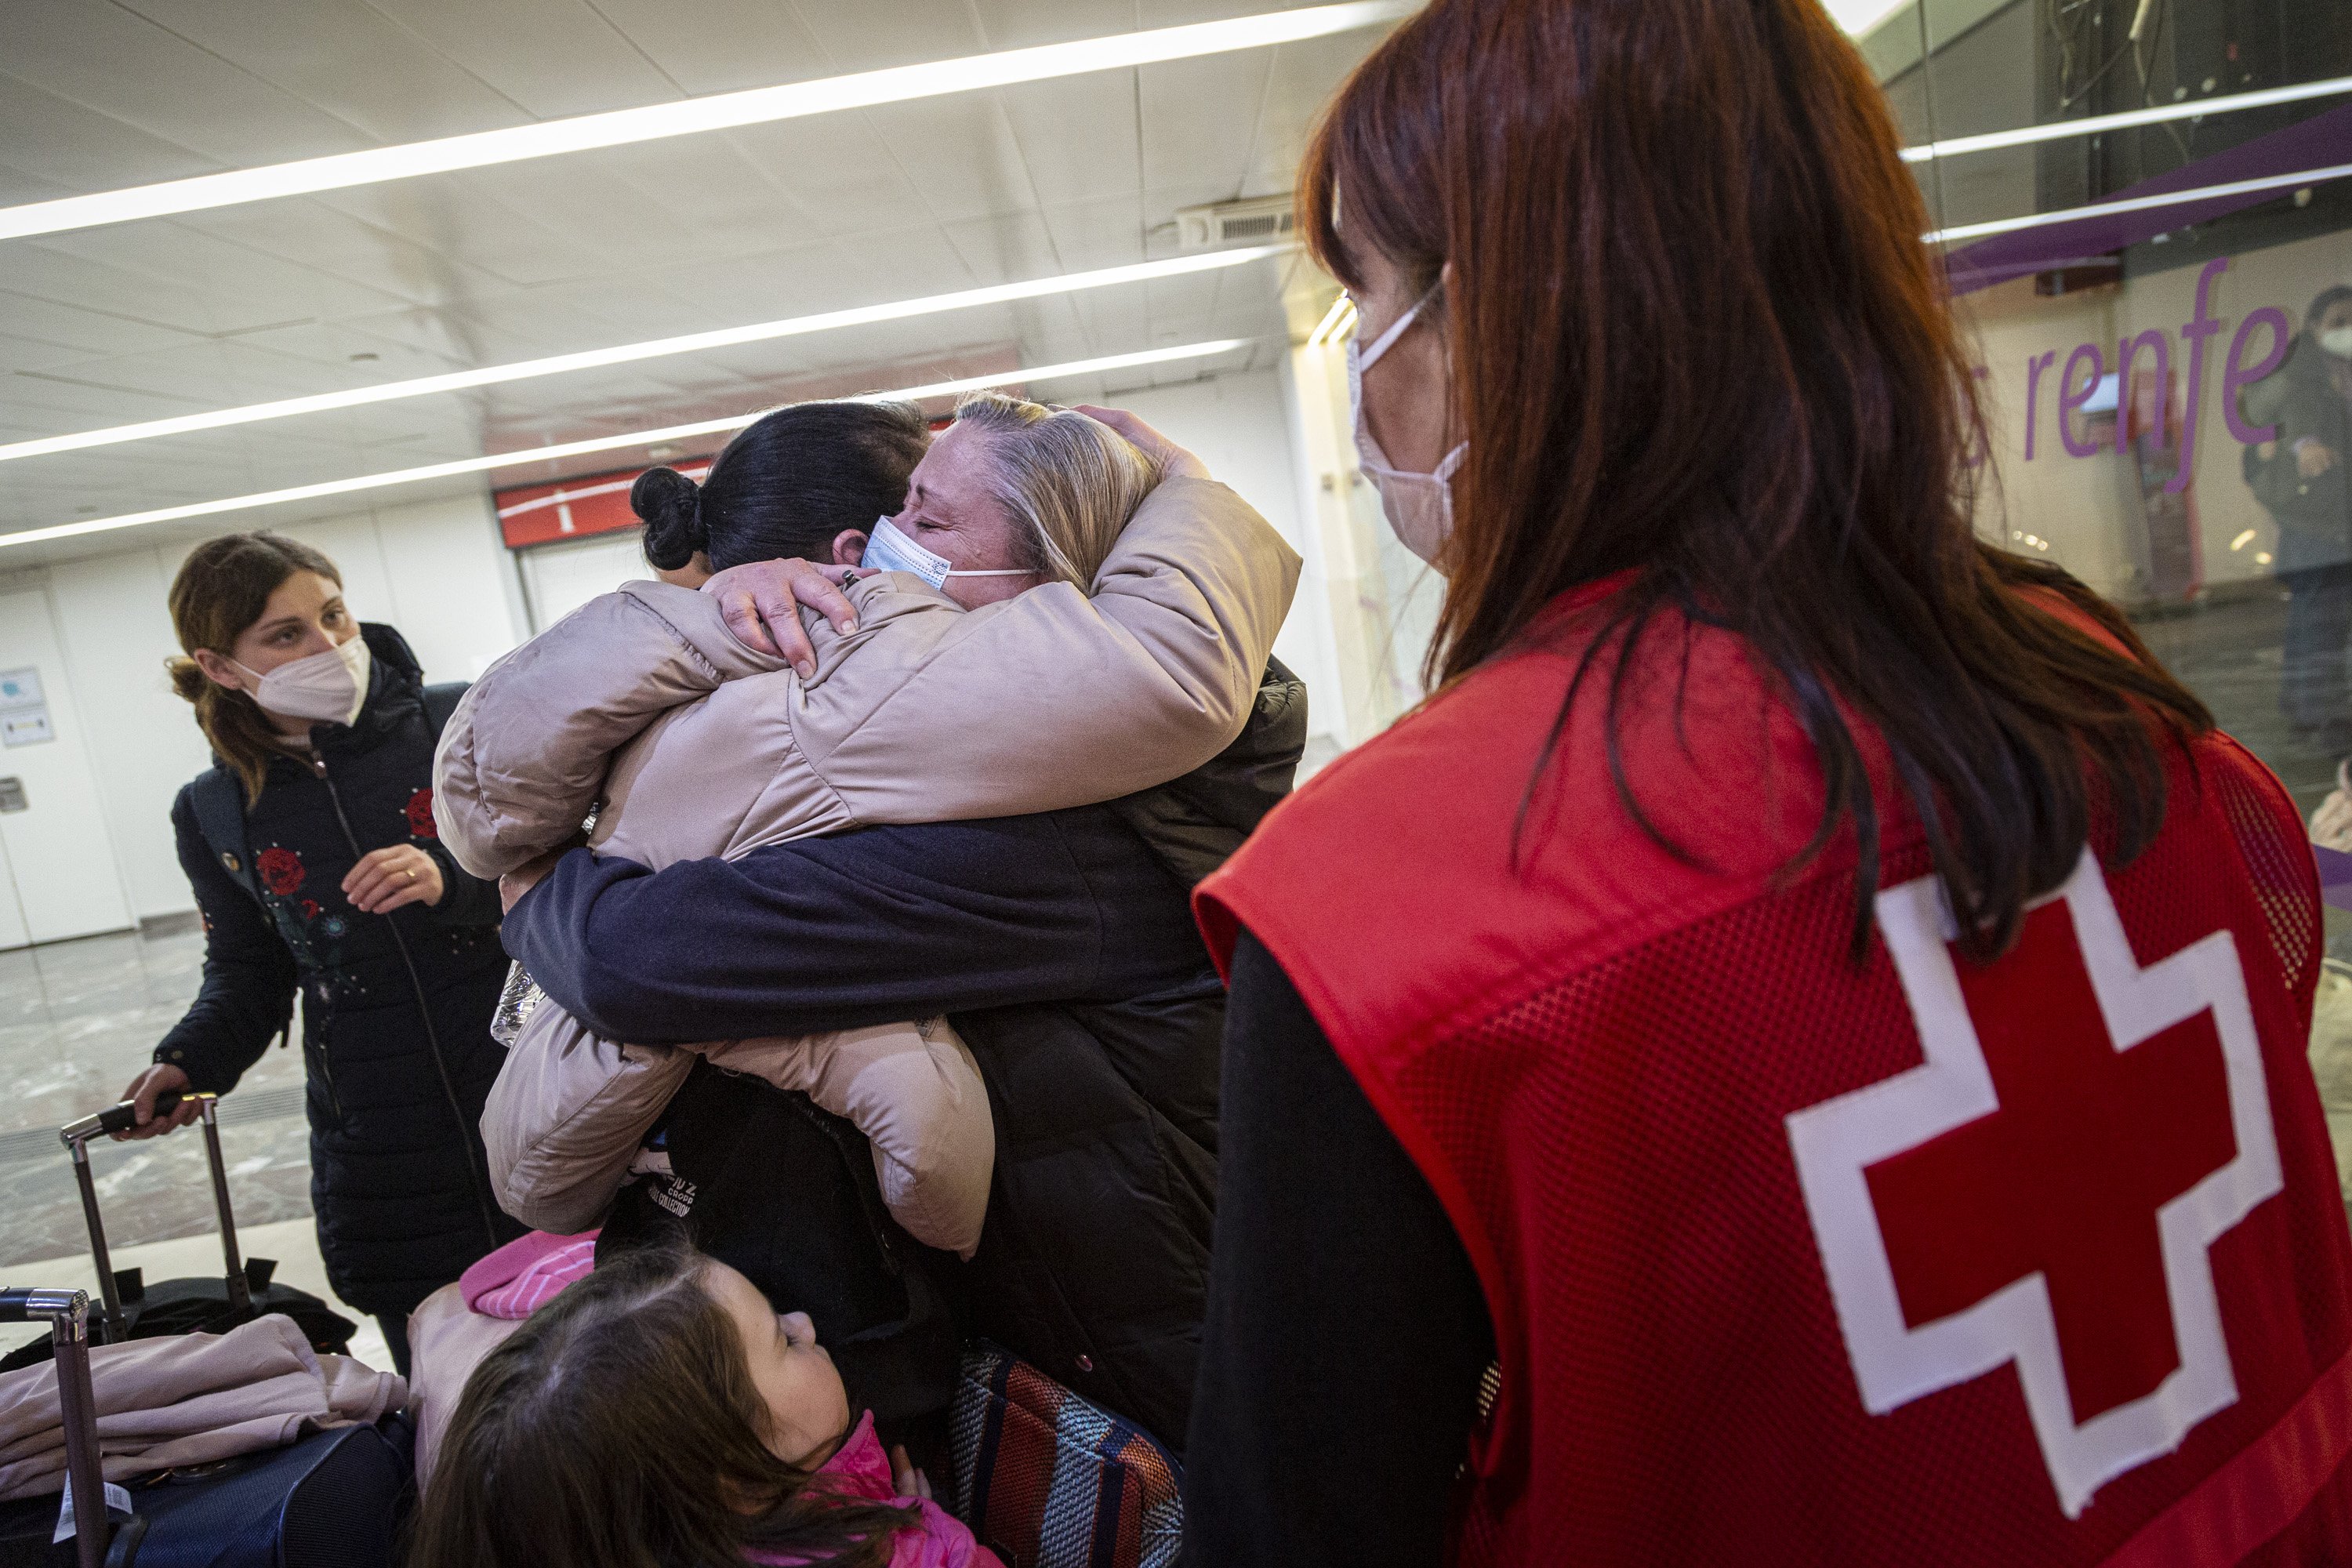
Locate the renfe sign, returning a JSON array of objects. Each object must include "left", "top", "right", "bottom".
[
  {"left": 2014, "top": 256, "right": 2293, "bottom": 490},
  {"left": 495, "top": 461, "right": 710, "bottom": 550}
]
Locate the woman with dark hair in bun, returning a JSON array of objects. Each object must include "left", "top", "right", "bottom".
[
  {"left": 421, "top": 393, "right": 1301, "bottom": 1457},
  {"left": 631, "top": 398, "right": 935, "bottom": 592}
]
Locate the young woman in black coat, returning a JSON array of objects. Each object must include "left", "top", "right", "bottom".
[{"left": 116, "top": 532, "right": 520, "bottom": 1374}]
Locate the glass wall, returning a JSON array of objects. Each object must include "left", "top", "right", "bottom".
[{"left": 1878, "top": 0, "right": 2352, "bottom": 1183}]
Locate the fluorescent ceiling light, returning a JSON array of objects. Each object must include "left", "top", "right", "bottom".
[
  {"left": 1924, "top": 161, "right": 2352, "bottom": 245},
  {"left": 0, "top": 3, "right": 1410, "bottom": 242},
  {"left": 0, "top": 245, "right": 1288, "bottom": 465},
  {"left": 0, "top": 339, "right": 1254, "bottom": 553},
  {"left": 1902, "top": 74, "right": 2352, "bottom": 163}
]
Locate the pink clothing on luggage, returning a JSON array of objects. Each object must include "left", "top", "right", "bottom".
[
  {"left": 458, "top": 1229, "right": 598, "bottom": 1319},
  {"left": 745, "top": 1414, "right": 1001, "bottom": 1568},
  {"left": 0, "top": 1313, "right": 401, "bottom": 1501}
]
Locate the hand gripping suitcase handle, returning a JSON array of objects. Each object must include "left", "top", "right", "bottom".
[
  {"left": 58, "top": 1091, "right": 250, "bottom": 1330},
  {"left": 67, "top": 1090, "right": 185, "bottom": 1142},
  {"left": 0, "top": 1289, "right": 109, "bottom": 1568}
]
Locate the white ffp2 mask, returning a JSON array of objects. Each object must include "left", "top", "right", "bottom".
[
  {"left": 2321, "top": 326, "right": 2352, "bottom": 361},
  {"left": 860, "top": 516, "right": 1033, "bottom": 593},
  {"left": 1348, "top": 287, "right": 1466, "bottom": 569},
  {"left": 234, "top": 637, "right": 371, "bottom": 727}
]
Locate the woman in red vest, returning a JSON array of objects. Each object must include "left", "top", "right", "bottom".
[{"left": 1185, "top": 2, "right": 2352, "bottom": 1564}]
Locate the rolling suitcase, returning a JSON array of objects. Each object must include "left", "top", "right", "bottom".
[
  {"left": 0, "top": 1287, "right": 414, "bottom": 1568},
  {"left": 0, "top": 1094, "right": 350, "bottom": 1374}
]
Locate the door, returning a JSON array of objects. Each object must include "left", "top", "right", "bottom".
[{"left": 0, "top": 588, "right": 133, "bottom": 946}]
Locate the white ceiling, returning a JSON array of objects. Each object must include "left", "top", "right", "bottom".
[{"left": 0, "top": 0, "right": 1391, "bottom": 557}]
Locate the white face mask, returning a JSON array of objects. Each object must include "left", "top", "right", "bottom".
[
  {"left": 233, "top": 636, "right": 371, "bottom": 728},
  {"left": 1348, "top": 286, "right": 1466, "bottom": 568},
  {"left": 859, "top": 516, "right": 1033, "bottom": 593},
  {"left": 2322, "top": 326, "right": 2352, "bottom": 361}
]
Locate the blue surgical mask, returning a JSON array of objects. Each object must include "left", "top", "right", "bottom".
[{"left": 859, "top": 516, "right": 1033, "bottom": 593}]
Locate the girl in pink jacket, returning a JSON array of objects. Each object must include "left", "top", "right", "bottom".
[{"left": 409, "top": 1241, "right": 998, "bottom": 1568}]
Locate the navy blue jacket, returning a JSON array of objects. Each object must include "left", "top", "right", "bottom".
[
  {"left": 506, "top": 806, "right": 1224, "bottom": 1449},
  {"left": 158, "top": 626, "right": 521, "bottom": 1316}
]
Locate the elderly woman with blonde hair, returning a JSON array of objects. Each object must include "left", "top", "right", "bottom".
[{"left": 421, "top": 390, "right": 1298, "bottom": 1452}]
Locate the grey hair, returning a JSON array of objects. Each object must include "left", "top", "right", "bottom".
[{"left": 951, "top": 393, "right": 1164, "bottom": 586}]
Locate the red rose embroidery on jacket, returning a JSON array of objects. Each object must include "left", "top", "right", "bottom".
[
  {"left": 299, "top": 898, "right": 321, "bottom": 921},
  {"left": 256, "top": 847, "right": 305, "bottom": 897},
  {"left": 405, "top": 788, "right": 437, "bottom": 839}
]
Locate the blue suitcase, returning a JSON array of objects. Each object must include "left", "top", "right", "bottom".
[{"left": 105, "top": 1417, "right": 413, "bottom": 1568}]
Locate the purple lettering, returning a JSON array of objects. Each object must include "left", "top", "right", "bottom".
[
  {"left": 2166, "top": 256, "right": 2230, "bottom": 495},
  {"left": 2114, "top": 330, "right": 2170, "bottom": 452},
  {"left": 2223, "top": 306, "right": 2292, "bottom": 445},
  {"left": 2024, "top": 350, "right": 2056, "bottom": 461},
  {"left": 2060, "top": 343, "right": 2105, "bottom": 459}
]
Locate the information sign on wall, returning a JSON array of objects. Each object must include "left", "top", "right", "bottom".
[{"left": 0, "top": 668, "right": 49, "bottom": 749}]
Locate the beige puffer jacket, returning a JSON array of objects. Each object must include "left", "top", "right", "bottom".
[{"left": 435, "top": 477, "right": 1300, "bottom": 1250}]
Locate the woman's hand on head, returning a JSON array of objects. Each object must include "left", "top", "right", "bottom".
[
  {"left": 1073, "top": 405, "right": 1210, "bottom": 482},
  {"left": 702, "top": 558, "right": 869, "bottom": 676},
  {"left": 342, "top": 844, "right": 444, "bottom": 914},
  {"left": 114, "top": 1063, "right": 200, "bottom": 1142}
]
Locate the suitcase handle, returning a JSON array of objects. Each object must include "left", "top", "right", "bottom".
[
  {"left": 57, "top": 1092, "right": 250, "bottom": 1337},
  {"left": 73, "top": 1091, "right": 185, "bottom": 1141},
  {"left": 0, "top": 1289, "right": 107, "bottom": 1568}
]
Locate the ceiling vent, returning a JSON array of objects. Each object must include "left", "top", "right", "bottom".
[{"left": 1174, "top": 195, "right": 1297, "bottom": 250}]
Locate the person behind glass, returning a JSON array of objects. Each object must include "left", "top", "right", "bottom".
[
  {"left": 1181, "top": 2, "right": 2352, "bottom": 1563},
  {"left": 2242, "top": 285, "right": 2352, "bottom": 744},
  {"left": 117, "top": 534, "right": 518, "bottom": 1375}
]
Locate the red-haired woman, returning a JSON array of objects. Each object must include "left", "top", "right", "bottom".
[{"left": 1185, "top": 2, "right": 2352, "bottom": 1563}]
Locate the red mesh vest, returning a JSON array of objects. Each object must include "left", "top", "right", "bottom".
[{"left": 1196, "top": 581, "right": 2352, "bottom": 1566}]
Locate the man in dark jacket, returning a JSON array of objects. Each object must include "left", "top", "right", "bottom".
[
  {"left": 134, "top": 625, "right": 520, "bottom": 1370},
  {"left": 2243, "top": 285, "right": 2352, "bottom": 738},
  {"left": 506, "top": 662, "right": 1305, "bottom": 1454}
]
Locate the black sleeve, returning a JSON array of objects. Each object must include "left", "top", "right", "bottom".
[
  {"left": 1183, "top": 929, "right": 1494, "bottom": 1568},
  {"left": 152, "top": 789, "right": 299, "bottom": 1095},
  {"left": 419, "top": 839, "right": 501, "bottom": 929},
  {"left": 503, "top": 813, "right": 1172, "bottom": 1044}
]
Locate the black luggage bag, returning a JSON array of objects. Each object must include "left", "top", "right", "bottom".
[{"left": 0, "top": 1094, "right": 350, "bottom": 1374}]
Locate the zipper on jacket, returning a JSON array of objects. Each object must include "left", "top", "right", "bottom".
[
  {"left": 310, "top": 1022, "right": 345, "bottom": 1124},
  {"left": 309, "top": 750, "right": 503, "bottom": 1249}
]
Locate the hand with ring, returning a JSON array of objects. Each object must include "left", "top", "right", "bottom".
[{"left": 343, "top": 843, "right": 445, "bottom": 913}]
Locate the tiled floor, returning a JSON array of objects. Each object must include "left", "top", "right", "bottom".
[{"left": 0, "top": 921, "right": 316, "bottom": 1269}]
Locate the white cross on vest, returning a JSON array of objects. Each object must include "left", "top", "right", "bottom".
[{"left": 1787, "top": 848, "right": 2282, "bottom": 1517}]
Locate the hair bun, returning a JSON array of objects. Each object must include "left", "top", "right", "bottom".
[{"left": 632, "top": 466, "right": 708, "bottom": 570}]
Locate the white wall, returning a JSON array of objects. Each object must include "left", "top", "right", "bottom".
[
  {"left": 45, "top": 490, "right": 523, "bottom": 924},
  {"left": 1111, "top": 367, "right": 1348, "bottom": 751}
]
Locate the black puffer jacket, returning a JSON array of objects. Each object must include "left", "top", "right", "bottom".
[{"left": 156, "top": 625, "right": 520, "bottom": 1317}]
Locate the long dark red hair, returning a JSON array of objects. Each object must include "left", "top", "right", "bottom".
[{"left": 1302, "top": 0, "right": 2212, "bottom": 958}]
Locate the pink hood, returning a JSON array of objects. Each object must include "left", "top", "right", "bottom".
[{"left": 749, "top": 1413, "right": 1000, "bottom": 1568}]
